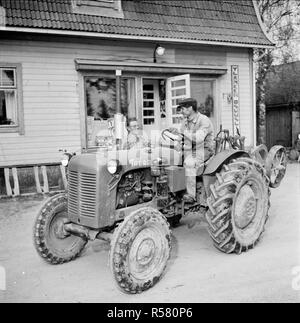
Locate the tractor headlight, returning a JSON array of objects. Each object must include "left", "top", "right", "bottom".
[
  {"left": 107, "top": 160, "right": 119, "bottom": 174},
  {"left": 61, "top": 155, "right": 69, "bottom": 167}
]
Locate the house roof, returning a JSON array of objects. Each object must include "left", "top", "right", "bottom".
[
  {"left": 266, "top": 61, "right": 300, "bottom": 107},
  {"left": 0, "top": 0, "right": 273, "bottom": 47}
]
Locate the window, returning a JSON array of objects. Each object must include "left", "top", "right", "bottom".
[
  {"left": 191, "top": 80, "right": 215, "bottom": 117},
  {"left": 72, "top": 0, "right": 124, "bottom": 18},
  {"left": 85, "top": 76, "right": 136, "bottom": 148},
  {"left": 0, "top": 64, "right": 23, "bottom": 134}
]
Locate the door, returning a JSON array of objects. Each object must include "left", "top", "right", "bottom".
[{"left": 166, "top": 74, "right": 191, "bottom": 128}]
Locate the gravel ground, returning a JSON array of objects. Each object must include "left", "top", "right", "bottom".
[{"left": 0, "top": 164, "right": 299, "bottom": 303}]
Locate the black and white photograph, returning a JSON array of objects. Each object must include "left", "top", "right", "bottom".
[{"left": 0, "top": 0, "right": 300, "bottom": 308}]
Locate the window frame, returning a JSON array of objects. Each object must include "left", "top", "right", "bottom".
[
  {"left": 72, "top": 0, "right": 124, "bottom": 18},
  {"left": 190, "top": 76, "right": 218, "bottom": 128},
  {"left": 0, "top": 63, "right": 24, "bottom": 134},
  {"left": 82, "top": 72, "right": 138, "bottom": 149}
]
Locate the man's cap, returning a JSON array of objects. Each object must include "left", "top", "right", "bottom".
[{"left": 177, "top": 98, "right": 197, "bottom": 108}]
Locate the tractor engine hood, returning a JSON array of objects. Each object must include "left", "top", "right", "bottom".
[
  {"left": 69, "top": 153, "right": 99, "bottom": 173},
  {"left": 67, "top": 153, "right": 116, "bottom": 229}
]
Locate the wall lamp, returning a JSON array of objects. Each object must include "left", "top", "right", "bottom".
[{"left": 153, "top": 44, "right": 165, "bottom": 63}]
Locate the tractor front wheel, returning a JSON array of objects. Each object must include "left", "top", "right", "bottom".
[
  {"left": 206, "top": 158, "right": 270, "bottom": 254},
  {"left": 110, "top": 207, "right": 171, "bottom": 294},
  {"left": 33, "top": 193, "right": 87, "bottom": 264}
]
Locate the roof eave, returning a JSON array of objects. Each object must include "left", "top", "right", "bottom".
[
  {"left": 0, "top": 26, "right": 275, "bottom": 49},
  {"left": 252, "top": 0, "right": 275, "bottom": 46}
]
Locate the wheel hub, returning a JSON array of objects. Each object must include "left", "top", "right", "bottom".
[
  {"left": 234, "top": 183, "right": 258, "bottom": 229},
  {"left": 128, "top": 227, "right": 164, "bottom": 280},
  {"left": 136, "top": 239, "right": 155, "bottom": 266},
  {"left": 53, "top": 218, "right": 70, "bottom": 239}
]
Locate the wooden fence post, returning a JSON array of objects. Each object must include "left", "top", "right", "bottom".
[
  {"left": 12, "top": 168, "right": 20, "bottom": 197},
  {"left": 34, "top": 166, "right": 42, "bottom": 194},
  {"left": 60, "top": 165, "right": 68, "bottom": 190},
  {"left": 41, "top": 166, "right": 49, "bottom": 193},
  {"left": 4, "top": 168, "right": 12, "bottom": 197}
]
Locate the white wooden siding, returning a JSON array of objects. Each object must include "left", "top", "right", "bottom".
[{"left": 0, "top": 38, "right": 254, "bottom": 167}]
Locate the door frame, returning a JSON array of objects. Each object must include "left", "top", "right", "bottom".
[{"left": 141, "top": 78, "right": 161, "bottom": 135}]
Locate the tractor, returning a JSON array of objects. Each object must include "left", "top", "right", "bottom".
[{"left": 33, "top": 115, "right": 287, "bottom": 294}]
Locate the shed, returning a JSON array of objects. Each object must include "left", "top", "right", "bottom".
[{"left": 266, "top": 61, "right": 300, "bottom": 148}]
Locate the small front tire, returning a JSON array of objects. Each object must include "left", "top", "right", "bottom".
[
  {"left": 33, "top": 193, "right": 87, "bottom": 265},
  {"left": 110, "top": 207, "right": 171, "bottom": 294}
]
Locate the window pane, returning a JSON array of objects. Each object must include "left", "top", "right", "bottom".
[
  {"left": 172, "top": 88, "right": 186, "bottom": 97},
  {"left": 0, "top": 90, "right": 17, "bottom": 126},
  {"left": 144, "top": 118, "right": 155, "bottom": 125},
  {"left": 143, "top": 84, "right": 154, "bottom": 91},
  {"left": 143, "top": 101, "right": 154, "bottom": 108},
  {"left": 85, "top": 77, "right": 136, "bottom": 148},
  {"left": 0, "top": 69, "right": 15, "bottom": 87},
  {"left": 143, "top": 92, "right": 154, "bottom": 100},
  {"left": 191, "top": 80, "right": 214, "bottom": 116},
  {"left": 143, "top": 110, "right": 155, "bottom": 117},
  {"left": 172, "top": 98, "right": 181, "bottom": 106},
  {"left": 171, "top": 80, "right": 186, "bottom": 88}
]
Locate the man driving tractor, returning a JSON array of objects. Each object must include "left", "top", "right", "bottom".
[{"left": 170, "top": 98, "right": 215, "bottom": 203}]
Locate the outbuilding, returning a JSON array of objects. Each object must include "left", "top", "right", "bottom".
[{"left": 266, "top": 61, "right": 300, "bottom": 149}]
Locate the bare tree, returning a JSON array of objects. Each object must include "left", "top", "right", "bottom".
[{"left": 255, "top": 0, "right": 300, "bottom": 144}]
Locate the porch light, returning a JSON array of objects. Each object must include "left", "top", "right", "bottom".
[{"left": 153, "top": 44, "right": 165, "bottom": 63}]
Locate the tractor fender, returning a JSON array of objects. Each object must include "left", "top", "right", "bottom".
[{"left": 204, "top": 150, "right": 250, "bottom": 175}]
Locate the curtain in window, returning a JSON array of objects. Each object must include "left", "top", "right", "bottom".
[
  {"left": 0, "top": 90, "right": 17, "bottom": 125},
  {"left": 5, "top": 91, "right": 16, "bottom": 124}
]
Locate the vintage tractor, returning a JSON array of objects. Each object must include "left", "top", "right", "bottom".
[{"left": 33, "top": 118, "right": 287, "bottom": 294}]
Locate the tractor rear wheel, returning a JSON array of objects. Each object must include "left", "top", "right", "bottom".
[
  {"left": 33, "top": 193, "right": 87, "bottom": 264},
  {"left": 206, "top": 157, "right": 270, "bottom": 254},
  {"left": 110, "top": 207, "right": 171, "bottom": 294}
]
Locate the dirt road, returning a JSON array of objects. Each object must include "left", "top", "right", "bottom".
[{"left": 0, "top": 164, "right": 299, "bottom": 303}]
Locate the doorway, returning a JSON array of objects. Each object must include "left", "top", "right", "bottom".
[
  {"left": 142, "top": 79, "right": 161, "bottom": 134},
  {"left": 141, "top": 75, "right": 192, "bottom": 140}
]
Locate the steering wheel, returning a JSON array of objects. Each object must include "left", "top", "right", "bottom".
[{"left": 160, "top": 128, "right": 184, "bottom": 152}]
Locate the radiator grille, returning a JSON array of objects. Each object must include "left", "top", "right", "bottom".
[{"left": 68, "top": 171, "right": 97, "bottom": 218}]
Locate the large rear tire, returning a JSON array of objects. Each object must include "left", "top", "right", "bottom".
[
  {"left": 206, "top": 158, "right": 270, "bottom": 254},
  {"left": 110, "top": 207, "right": 171, "bottom": 294},
  {"left": 33, "top": 193, "right": 87, "bottom": 264}
]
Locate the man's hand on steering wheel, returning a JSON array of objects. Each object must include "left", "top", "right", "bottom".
[
  {"left": 162, "top": 128, "right": 183, "bottom": 142},
  {"left": 168, "top": 127, "right": 181, "bottom": 135}
]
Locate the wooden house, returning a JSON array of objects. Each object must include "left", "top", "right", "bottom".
[{"left": 0, "top": 0, "right": 273, "bottom": 195}]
